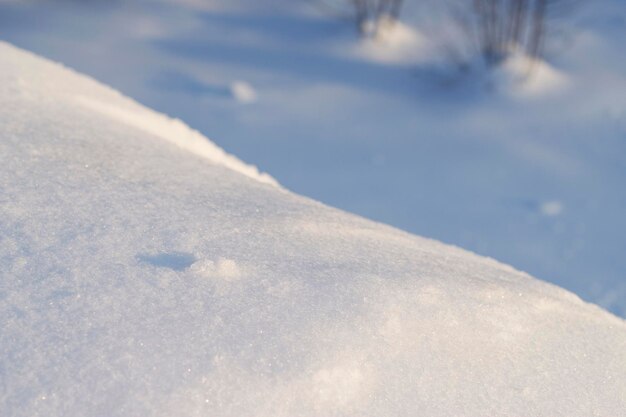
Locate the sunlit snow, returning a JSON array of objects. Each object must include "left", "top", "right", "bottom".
[{"left": 1, "top": 42, "right": 624, "bottom": 417}]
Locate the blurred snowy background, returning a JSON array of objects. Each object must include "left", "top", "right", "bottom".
[{"left": 0, "top": 0, "right": 624, "bottom": 316}]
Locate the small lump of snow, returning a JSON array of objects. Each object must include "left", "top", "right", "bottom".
[
  {"left": 230, "top": 81, "right": 257, "bottom": 104},
  {"left": 541, "top": 200, "right": 564, "bottom": 217},
  {"left": 190, "top": 257, "right": 242, "bottom": 281}
]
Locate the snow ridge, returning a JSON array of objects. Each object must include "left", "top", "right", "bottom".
[{"left": 0, "top": 41, "right": 277, "bottom": 187}]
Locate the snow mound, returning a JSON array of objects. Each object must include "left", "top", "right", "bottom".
[
  {"left": 495, "top": 52, "right": 570, "bottom": 98},
  {"left": 1, "top": 42, "right": 625, "bottom": 417},
  {"left": 354, "top": 20, "right": 433, "bottom": 65}
]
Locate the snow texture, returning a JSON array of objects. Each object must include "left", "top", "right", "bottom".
[
  {"left": 0, "top": 42, "right": 625, "bottom": 417},
  {"left": 1, "top": 0, "right": 624, "bottom": 318}
]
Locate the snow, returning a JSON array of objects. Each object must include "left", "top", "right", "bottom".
[
  {"left": 1, "top": 0, "right": 622, "bottom": 317},
  {"left": 541, "top": 200, "right": 564, "bottom": 217},
  {"left": 495, "top": 53, "right": 570, "bottom": 98},
  {"left": 190, "top": 258, "right": 243, "bottom": 281},
  {"left": 353, "top": 20, "right": 433, "bottom": 65},
  {"left": 74, "top": 93, "right": 275, "bottom": 186},
  {"left": 230, "top": 80, "right": 258, "bottom": 103},
  {"left": 1, "top": 41, "right": 626, "bottom": 417}
]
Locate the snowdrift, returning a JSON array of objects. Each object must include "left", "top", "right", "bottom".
[{"left": 0, "top": 42, "right": 624, "bottom": 417}]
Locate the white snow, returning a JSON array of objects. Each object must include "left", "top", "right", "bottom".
[
  {"left": 190, "top": 258, "right": 242, "bottom": 281},
  {"left": 541, "top": 200, "right": 564, "bottom": 217},
  {"left": 2, "top": 0, "right": 624, "bottom": 317},
  {"left": 74, "top": 94, "right": 275, "bottom": 186},
  {"left": 230, "top": 80, "right": 258, "bottom": 103},
  {"left": 1, "top": 42, "right": 625, "bottom": 417},
  {"left": 495, "top": 52, "right": 570, "bottom": 98},
  {"left": 354, "top": 20, "right": 433, "bottom": 65}
]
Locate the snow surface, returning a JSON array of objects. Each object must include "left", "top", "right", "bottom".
[
  {"left": 1, "top": 42, "right": 625, "bottom": 417},
  {"left": 1, "top": 0, "right": 623, "bottom": 317}
]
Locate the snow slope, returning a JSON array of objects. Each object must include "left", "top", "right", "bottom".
[
  {"left": 0, "top": 0, "right": 623, "bottom": 317},
  {"left": 1, "top": 42, "right": 625, "bottom": 417}
]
